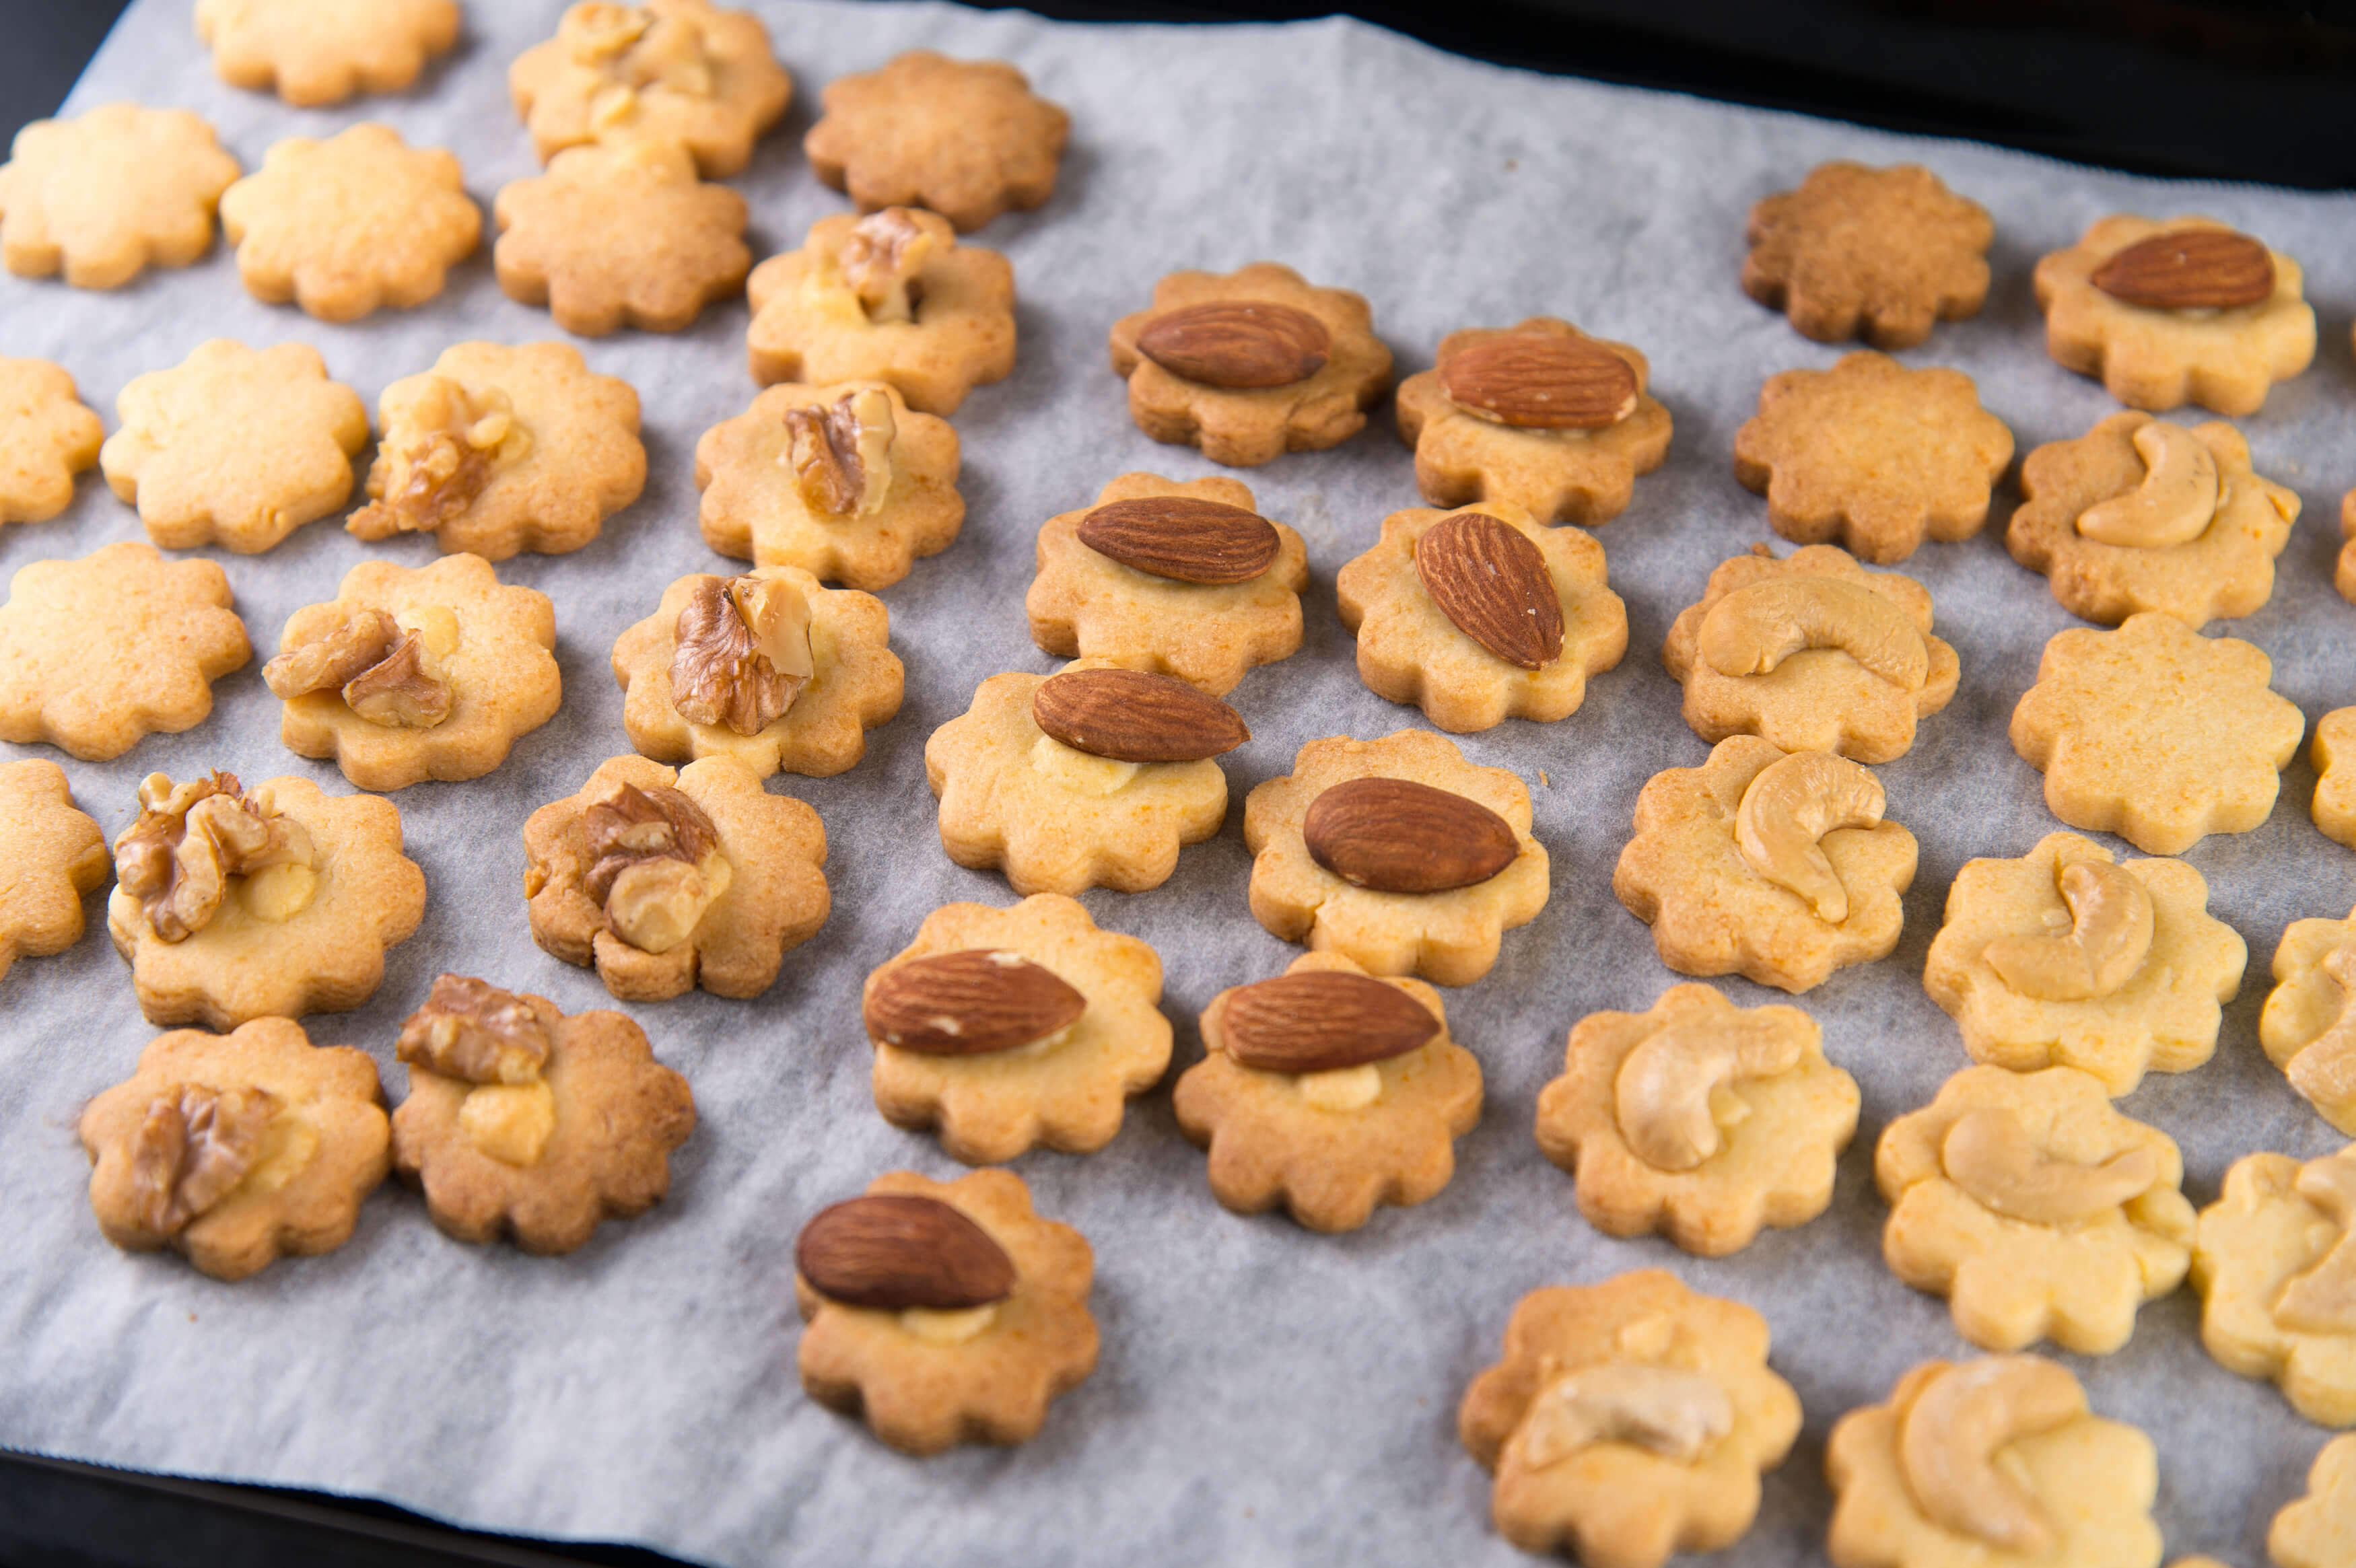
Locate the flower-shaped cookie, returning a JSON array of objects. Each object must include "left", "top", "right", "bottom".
[
  {"left": 2007, "top": 411, "right": 2299, "bottom": 628},
  {"left": 390, "top": 975, "right": 696, "bottom": 1254},
  {"left": 100, "top": 339, "right": 370, "bottom": 553},
  {"left": 510, "top": 0, "right": 792, "bottom": 178},
  {"left": 1925, "top": 832, "right": 2245, "bottom": 1096},
  {"left": 926, "top": 659, "right": 1237, "bottom": 895},
  {"left": 2321, "top": 711, "right": 2356, "bottom": 852},
  {"left": 1662, "top": 544, "right": 1960, "bottom": 764},
  {"left": 2036, "top": 215, "right": 2315, "bottom": 415},
  {"left": 1392, "top": 317, "right": 1672, "bottom": 525},
  {"left": 79, "top": 1017, "right": 390, "bottom": 1281},
  {"left": 196, "top": 0, "right": 460, "bottom": 106},
  {"left": 0, "top": 357, "right": 102, "bottom": 525},
  {"left": 349, "top": 341, "right": 645, "bottom": 561},
  {"left": 1614, "top": 737, "right": 1916, "bottom": 993},
  {"left": 0, "top": 103, "right": 240, "bottom": 289},
  {"left": 2262, "top": 910, "right": 2356, "bottom": 1135},
  {"left": 1335, "top": 501, "right": 1628, "bottom": 732},
  {"left": 1025, "top": 471, "right": 1308, "bottom": 696},
  {"left": 1878, "top": 1065, "right": 2195, "bottom": 1354},
  {"left": 2192, "top": 1145, "right": 2356, "bottom": 1427},
  {"left": 219, "top": 124, "right": 480, "bottom": 322},
  {"left": 613, "top": 567, "right": 901, "bottom": 779},
  {"left": 1108, "top": 262, "right": 1393, "bottom": 466},
  {"left": 0, "top": 760, "right": 107, "bottom": 983},
  {"left": 864, "top": 894, "right": 1169, "bottom": 1164},
  {"left": 268, "top": 555, "right": 561, "bottom": 791},
  {"left": 494, "top": 141, "right": 750, "bottom": 336},
  {"left": 1826, "top": 1355, "right": 2161, "bottom": 1568},
  {"left": 1535, "top": 984, "right": 1859, "bottom": 1257},
  {"left": 0, "top": 541, "right": 250, "bottom": 761},
  {"left": 1174, "top": 952, "right": 1483, "bottom": 1233},
  {"left": 2340, "top": 483, "right": 2356, "bottom": 605},
  {"left": 2010, "top": 612, "right": 2304, "bottom": 856},
  {"left": 745, "top": 209, "right": 1014, "bottom": 415},
  {"left": 2273, "top": 1435, "right": 2356, "bottom": 1568},
  {"left": 1245, "top": 729, "right": 1548, "bottom": 987},
  {"left": 804, "top": 51, "right": 1070, "bottom": 233},
  {"left": 695, "top": 380, "right": 964, "bottom": 590},
  {"left": 795, "top": 1168, "right": 1097, "bottom": 1455},
  {"left": 1733, "top": 353, "right": 2013, "bottom": 563},
  {"left": 1459, "top": 1270, "right": 1801, "bottom": 1567},
  {"left": 1742, "top": 162, "right": 1993, "bottom": 348},
  {"left": 523, "top": 754, "right": 829, "bottom": 1002}
]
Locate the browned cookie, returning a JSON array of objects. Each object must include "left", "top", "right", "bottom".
[
  {"left": 494, "top": 141, "right": 751, "bottom": 336},
  {"left": 804, "top": 51, "right": 1070, "bottom": 232},
  {"left": 0, "top": 759, "right": 108, "bottom": 982},
  {"left": 1743, "top": 162, "right": 1992, "bottom": 348}
]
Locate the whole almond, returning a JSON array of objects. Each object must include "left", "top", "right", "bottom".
[
  {"left": 1219, "top": 970, "right": 1440, "bottom": 1073},
  {"left": 864, "top": 950, "right": 1086, "bottom": 1055},
  {"left": 796, "top": 1193, "right": 1016, "bottom": 1310},
  {"left": 1033, "top": 668, "right": 1249, "bottom": 762},
  {"left": 1302, "top": 777, "right": 1519, "bottom": 893},
  {"left": 1135, "top": 301, "right": 1331, "bottom": 388},
  {"left": 1439, "top": 334, "right": 1639, "bottom": 429},
  {"left": 1415, "top": 513, "right": 1565, "bottom": 670},
  {"left": 2091, "top": 228, "right": 2275, "bottom": 310},
  {"left": 1077, "top": 496, "right": 1281, "bottom": 584}
]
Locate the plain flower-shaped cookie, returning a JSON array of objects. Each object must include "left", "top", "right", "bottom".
[
  {"left": 2273, "top": 1435, "right": 2356, "bottom": 1568},
  {"left": 100, "top": 339, "right": 369, "bottom": 553},
  {"left": 1662, "top": 544, "right": 1960, "bottom": 764},
  {"left": 1535, "top": 984, "right": 1859, "bottom": 1257},
  {"left": 197, "top": 0, "right": 459, "bottom": 106},
  {"left": 510, "top": 0, "right": 791, "bottom": 178},
  {"left": 1742, "top": 162, "right": 1993, "bottom": 348},
  {"left": 1335, "top": 501, "right": 1627, "bottom": 732},
  {"left": 0, "top": 760, "right": 107, "bottom": 983},
  {"left": 1109, "top": 262, "right": 1393, "bottom": 466},
  {"left": 0, "top": 104, "right": 240, "bottom": 288},
  {"left": 804, "top": 51, "right": 1070, "bottom": 232},
  {"left": 2262, "top": 910, "right": 2356, "bottom": 1135},
  {"left": 864, "top": 894, "right": 1169, "bottom": 1164},
  {"left": 0, "top": 357, "right": 102, "bottom": 525},
  {"left": 2007, "top": 411, "right": 2298, "bottom": 628},
  {"left": 1392, "top": 317, "right": 1672, "bottom": 526},
  {"left": 2320, "top": 711, "right": 2356, "bottom": 851},
  {"left": 0, "top": 541, "right": 250, "bottom": 761},
  {"left": 1614, "top": 737, "right": 1916, "bottom": 993},
  {"left": 494, "top": 141, "right": 750, "bottom": 336},
  {"left": 1459, "top": 1270, "right": 1801, "bottom": 1567},
  {"left": 1925, "top": 832, "right": 2245, "bottom": 1096},
  {"left": 1174, "top": 952, "right": 1482, "bottom": 1233},
  {"left": 2010, "top": 611, "right": 2304, "bottom": 856},
  {"left": 1733, "top": 353, "right": 2013, "bottom": 563},
  {"left": 2192, "top": 1145, "right": 2356, "bottom": 1427}
]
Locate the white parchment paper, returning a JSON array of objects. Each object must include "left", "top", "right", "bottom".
[{"left": 5, "top": 2, "right": 2355, "bottom": 1562}]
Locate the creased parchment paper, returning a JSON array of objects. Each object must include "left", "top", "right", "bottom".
[{"left": 4, "top": 1, "right": 2355, "bottom": 1562}]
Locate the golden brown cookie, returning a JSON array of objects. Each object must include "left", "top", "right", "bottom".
[
  {"left": 2009, "top": 611, "right": 2304, "bottom": 856},
  {"left": 509, "top": 0, "right": 791, "bottom": 179},
  {"left": 100, "top": 339, "right": 370, "bottom": 554},
  {"left": 1174, "top": 952, "right": 1482, "bottom": 1233},
  {"left": 493, "top": 140, "right": 750, "bottom": 336},
  {"left": 79, "top": 1016, "right": 390, "bottom": 1281},
  {"left": 1535, "top": 984, "right": 1859, "bottom": 1257},
  {"left": 2273, "top": 1435, "right": 2356, "bottom": 1568},
  {"left": 745, "top": 208, "right": 1014, "bottom": 415},
  {"left": 2192, "top": 1145, "right": 2356, "bottom": 1427},
  {"left": 1333, "top": 501, "right": 1628, "bottom": 733},
  {"left": 2261, "top": 910, "right": 2356, "bottom": 1137},
  {"left": 1245, "top": 728, "right": 1548, "bottom": 987},
  {"left": 390, "top": 975, "right": 695, "bottom": 1253},
  {"left": 1741, "top": 162, "right": 1993, "bottom": 348},
  {"left": 0, "top": 541, "right": 250, "bottom": 761},
  {"left": 2320, "top": 711, "right": 2356, "bottom": 851},
  {"left": 804, "top": 50, "right": 1070, "bottom": 233},
  {"left": 864, "top": 894, "right": 1169, "bottom": 1164},
  {"left": 522, "top": 754, "right": 829, "bottom": 1002},
  {"left": 1732, "top": 352, "right": 2013, "bottom": 563},
  {"left": 1459, "top": 1270, "right": 1801, "bottom": 1567},
  {"left": 0, "top": 357, "right": 102, "bottom": 525},
  {"left": 795, "top": 1168, "right": 1097, "bottom": 1455},
  {"left": 197, "top": 0, "right": 460, "bottom": 106},
  {"left": 0, "top": 759, "right": 107, "bottom": 983},
  {"left": 0, "top": 103, "right": 240, "bottom": 288},
  {"left": 1108, "top": 262, "right": 1393, "bottom": 466}
]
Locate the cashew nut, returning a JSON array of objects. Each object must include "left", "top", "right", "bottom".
[
  {"left": 1733, "top": 751, "right": 1885, "bottom": 923},
  {"left": 2285, "top": 944, "right": 2356, "bottom": 1117},
  {"left": 1697, "top": 578, "right": 1930, "bottom": 692},
  {"left": 2075, "top": 421, "right": 2219, "bottom": 549},
  {"left": 1614, "top": 1015, "right": 1807, "bottom": 1170},
  {"left": 1898, "top": 1356, "right": 2085, "bottom": 1553},
  {"left": 1939, "top": 1106, "right": 2158, "bottom": 1223},
  {"left": 1982, "top": 859, "right": 2155, "bottom": 1001},
  {"left": 1511, "top": 1363, "right": 1734, "bottom": 1470},
  {"left": 2272, "top": 1152, "right": 2356, "bottom": 1334}
]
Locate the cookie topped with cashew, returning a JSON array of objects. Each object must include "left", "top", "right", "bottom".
[
  {"left": 509, "top": 0, "right": 792, "bottom": 178},
  {"left": 2262, "top": 909, "right": 2356, "bottom": 1137},
  {"left": 2193, "top": 1145, "right": 2356, "bottom": 1427},
  {"left": 0, "top": 760, "right": 107, "bottom": 984}
]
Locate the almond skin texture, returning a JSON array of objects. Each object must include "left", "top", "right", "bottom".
[
  {"left": 1439, "top": 334, "right": 1639, "bottom": 429},
  {"left": 1415, "top": 511, "right": 1566, "bottom": 670},
  {"left": 795, "top": 1193, "right": 1017, "bottom": 1310},
  {"left": 1076, "top": 496, "right": 1282, "bottom": 584},
  {"left": 863, "top": 950, "right": 1087, "bottom": 1055},
  {"left": 1303, "top": 777, "right": 1519, "bottom": 893},
  {"left": 1134, "top": 301, "right": 1331, "bottom": 389},
  {"left": 1219, "top": 970, "right": 1440, "bottom": 1073},
  {"left": 2091, "top": 229, "right": 2275, "bottom": 310},
  {"left": 1032, "top": 668, "right": 1249, "bottom": 762}
]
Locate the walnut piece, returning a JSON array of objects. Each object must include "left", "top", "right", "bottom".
[
  {"left": 839, "top": 208, "right": 936, "bottom": 324},
  {"left": 113, "top": 773, "right": 316, "bottom": 942},
  {"left": 265, "top": 609, "right": 456, "bottom": 730},
  {"left": 567, "top": 1, "right": 717, "bottom": 118},
  {"left": 129, "top": 1083, "right": 279, "bottom": 1236},
  {"left": 262, "top": 609, "right": 403, "bottom": 698},
  {"left": 341, "top": 629, "right": 453, "bottom": 727},
  {"left": 580, "top": 781, "right": 731, "bottom": 953},
  {"left": 396, "top": 973, "right": 554, "bottom": 1085},
  {"left": 782, "top": 386, "right": 896, "bottom": 518},
  {"left": 349, "top": 377, "right": 530, "bottom": 540},
  {"left": 669, "top": 573, "right": 816, "bottom": 735}
]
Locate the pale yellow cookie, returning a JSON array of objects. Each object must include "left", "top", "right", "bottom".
[
  {"left": 0, "top": 357, "right": 102, "bottom": 525},
  {"left": 2320, "top": 710, "right": 2356, "bottom": 851},
  {"left": 2192, "top": 1145, "right": 2356, "bottom": 1427},
  {"left": 197, "top": 0, "right": 460, "bottom": 106},
  {"left": 510, "top": 0, "right": 792, "bottom": 179},
  {"left": 0, "top": 103, "right": 240, "bottom": 288},
  {"left": 804, "top": 50, "right": 1070, "bottom": 233},
  {"left": 2261, "top": 910, "right": 2356, "bottom": 1137},
  {"left": 2273, "top": 1435, "right": 2356, "bottom": 1568},
  {"left": 0, "top": 759, "right": 107, "bottom": 983},
  {"left": 493, "top": 140, "right": 751, "bottom": 336}
]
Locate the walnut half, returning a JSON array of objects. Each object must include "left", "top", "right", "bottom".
[
  {"left": 265, "top": 609, "right": 454, "bottom": 729},
  {"left": 580, "top": 783, "right": 731, "bottom": 953},
  {"left": 838, "top": 207, "right": 940, "bottom": 325},
  {"left": 129, "top": 1083, "right": 279, "bottom": 1236},
  {"left": 396, "top": 974, "right": 554, "bottom": 1085},
  {"left": 783, "top": 386, "right": 897, "bottom": 518},
  {"left": 349, "top": 377, "right": 530, "bottom": 541},
  {"left": 114, "top": 773, "right": 316, "bottom": 942},
  {"left": 670, "top": 574, "right": 816, "bottom": 736}
]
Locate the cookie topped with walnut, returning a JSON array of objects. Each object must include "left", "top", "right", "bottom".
[{"left": 509, "top": 0, "right": 791, "bottom": 178}]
